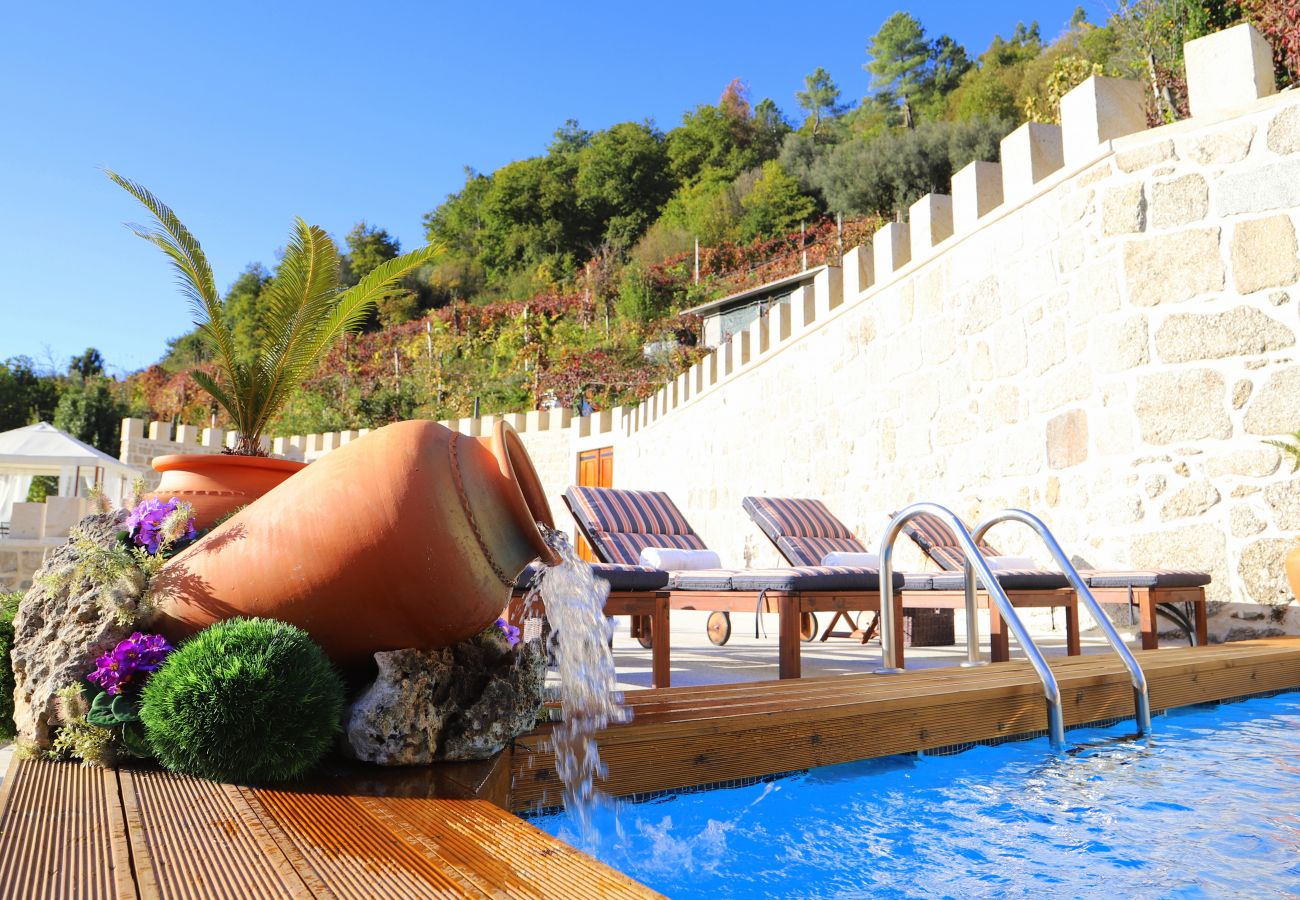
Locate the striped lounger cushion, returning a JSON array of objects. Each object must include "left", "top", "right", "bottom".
[
  {"left": 564, "top": 486, "right": 707, "bottom": 566},
  {"left": 516, "top": 561, "right": 669, "bottom": 593},
  {"left": 895, "top": 510, "right": 1211, "bottom": 588}
]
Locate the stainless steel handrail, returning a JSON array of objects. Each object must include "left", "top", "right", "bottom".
[
  {"left": 877, "top": 502, "right": 1066, "bottom": 749},
  {"left": 972, "top": 509, "right": 1152, "bottom": 735}
]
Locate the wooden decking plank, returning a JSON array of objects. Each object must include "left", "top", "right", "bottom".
[
  {"left": 0, "top": 757, "right": 125, "bottom": 900},
  {"left": 120, "top": 768, "right": 313, "bottom": 899}
]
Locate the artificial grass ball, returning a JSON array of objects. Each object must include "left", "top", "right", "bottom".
[{"left": 140, "top": 617, "right": 344, "bottom": 783}]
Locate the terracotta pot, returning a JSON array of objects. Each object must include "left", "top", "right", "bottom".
[
  {"left": 148, "top": 420, "right": 558, "bottom": 665},
  {"left": 1286, "top": 539, "right": 1300, "bottom": 604},
  {"left": 149, "top": 453, "right": 306, "bottom": 530}
]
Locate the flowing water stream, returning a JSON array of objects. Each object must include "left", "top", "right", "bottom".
[{"left": 531, "top": 526, "right": 631, "bottom": 840}]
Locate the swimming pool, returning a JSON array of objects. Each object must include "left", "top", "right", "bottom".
[{"left": 532, "top": 692, "right": 1300, "bottom": 898}]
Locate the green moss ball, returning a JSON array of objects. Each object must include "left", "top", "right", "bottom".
[{"left": 140, "top": 617, "right": 344, "bottom": 783}]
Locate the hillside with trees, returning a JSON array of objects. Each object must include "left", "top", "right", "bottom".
[{"left": 5, "top": 1, "right": 1296, "bottom": 452}]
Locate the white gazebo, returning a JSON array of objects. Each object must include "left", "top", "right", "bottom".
[{"left": 0, "top": 422, "right": 140, "bottom": 526}]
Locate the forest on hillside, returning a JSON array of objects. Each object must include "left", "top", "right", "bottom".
[{"left": 5, "top": 0, "right": 1297, "bottom": 456}]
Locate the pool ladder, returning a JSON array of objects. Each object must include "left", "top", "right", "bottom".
[{"left": 876, "top": 503, "right": 1152, "bottom": 750}]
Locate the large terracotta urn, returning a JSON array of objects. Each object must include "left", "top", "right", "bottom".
[
  {"left": 149, "top": 453, "right": 306, "bottom": 530},
  {"left": 1286, "top": 539, "right": 1300, "bottom": 604},
  {"left": 147, "top": 420, "right": 559, "bottom": 665}
]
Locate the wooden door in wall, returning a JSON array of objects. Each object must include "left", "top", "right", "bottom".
[{"left": 575, "top": 447, "right": 614, "bottom": 562}]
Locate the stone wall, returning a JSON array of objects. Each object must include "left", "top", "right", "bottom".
[{"left": 0, "top": 497, "right": 92, "bottom": 593}]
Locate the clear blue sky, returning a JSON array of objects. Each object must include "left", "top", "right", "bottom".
[{"left": 0, "top": 0, "right": 1095, "bottom": 376}]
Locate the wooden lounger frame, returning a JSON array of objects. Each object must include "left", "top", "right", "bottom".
[
  {"left": 666, "top": 589, "right": 905, "bottom": 679},
  {"left": 508, "top": 589, "right": 673, "bottom": 688}
]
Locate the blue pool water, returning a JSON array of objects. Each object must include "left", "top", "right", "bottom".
[{"left": 532, "top": 692, "right": 1300, "bottom": 898}]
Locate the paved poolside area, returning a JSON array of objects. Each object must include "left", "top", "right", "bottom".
[{"left": 598, "top": 608, "right": 1172, "bottom": 692}]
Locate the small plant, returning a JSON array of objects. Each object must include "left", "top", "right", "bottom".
[
  {"left": 125, "top": 497, "right": 196, "bottom": 555},
  {"left": 109, "top": 171, "right": 442, "bottom": 455},
  {"left": 140, "top": 618, "right": 344, "bottom": 783},
  {"left": 0, "top": 592, "right": 21, "bottom": 740},
  {"left": 87, "top": 632, "right": 173, "bottom": 696},
  {"left": 42, "top": 500, "right": 196, "bottom": 626},
  {"left": 1266, "top": 430, "right": 1300, "bottom": 474},
  {"left": 48, "top": 684, "right": 117, "bottom": 767}
]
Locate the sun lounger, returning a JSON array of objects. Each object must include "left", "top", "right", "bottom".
[
  {"left": 896, "top": 509, "right": 1210, "bottom": 648},
  {"left": 563, "top": 486, "right": 905, "bottom": 679},
  {"left": 742, "top": 496, "right": 1080, "bottom": 661},
  {"left": 510, "top": 561, "right": 672, "bottom": 687}
]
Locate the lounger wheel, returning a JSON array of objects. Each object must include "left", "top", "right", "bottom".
[
  {"left": 800, "top": 612, "right": 818, "bottom": 642},
  {"left": 707, "top": 611, "right": 732, "bottom": 645},
  {"left": 634, "top": 615, "right": 654, "bottom": 649}
]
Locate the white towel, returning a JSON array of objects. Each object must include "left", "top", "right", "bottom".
[
  {"left": 639, "top": 547, "right": 722, "bottom": 571},
  {"left": 985, "top": 555, "right": 1036, "bottom": 571},
  {"left": 820, "top": 551, "right": 880, "bottom": 568}
]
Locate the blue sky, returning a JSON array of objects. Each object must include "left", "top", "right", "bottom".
[{"left": 0, "top": 1, "right": 1094, "bottom": 375}]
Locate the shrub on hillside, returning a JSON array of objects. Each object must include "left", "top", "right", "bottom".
[{"left": 140, "top": 618, "right": 344, "bottom": 783}]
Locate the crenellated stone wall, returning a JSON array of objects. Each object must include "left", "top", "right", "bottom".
[{"left": 118, "top": 25, "right": 1300, "bottom": 641}]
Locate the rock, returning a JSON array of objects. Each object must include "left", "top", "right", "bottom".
[
  {"left": 1149, "top": 175, "right": 1208, "bottom": 228},
  {"left": 1046, "top": 409, "right": 1088, "bottom": 469},
  {"left": 1230, "top": 216, "right": 1300, "bottom": 294},
  {"left": 10, "top": 511, "right": 143, "bottom": 748},
  {"left": 1244, "top": 367, "right": 1300, "bottom": 435},
  {"left": 1101, "top": 182, "right": 1146, "bottom": 236},
  {"left": 345, "top": 635, "right": 546, "bottom": 765},
  {"left": 1116, "top": 139, "right": 1175, "bottom": 172},
  {"left": 1160, "top": 480, "right": 1221, "bottom": 520},
  {"left": 1217, "top": 158, "right": 1300, "bottom": 216},
  {"left": 1134, "top": 369, "right": 1231, "bottom": 443},
  {"left": 1267, "top": 104, "right": 1300, "bottom": 155},
  {"left": 1123, "top": 228, "right": 1223, "bottom": 306},
  {"left": 1181, "top": 123, "right": 1253, "bottom": 165},
  {"left": 1230, "top": 506, "right": 1266, "bottom": 537},
  {"left": 1237, "top": 538, "right": 1295, "bottom": 606},
  {"left": 1155, "top": 306, "right": 1295, "bottom": 362},
  {"left": 1203, "top": 447, "right": 1280, "bottom": 479},
  {"left": 1265, "top": 480, "right": 1300, "bottom": 530}
]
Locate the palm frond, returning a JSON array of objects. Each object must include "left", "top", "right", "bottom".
[
  {"left": 1266, "top": 431, "right": 1300, "bottom": 474},
  {"left": 319, "top": 242, "right": 445, "bottom": 345},
  {"left": 105, "top": 171, "right": 242, "bottom": 377},
  {"left": 249, "top": 220, "right": 342, "bottom": 438}
]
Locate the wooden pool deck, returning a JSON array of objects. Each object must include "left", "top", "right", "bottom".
[
  {"left": 511, "top": 636, "right": 1300, "bottom": 811},
  {"left": 3, "top": 638, "right": 1299, "bottom": 898},
  {"left": 0, "top": 757, "right": 660, "bottom": 899}
]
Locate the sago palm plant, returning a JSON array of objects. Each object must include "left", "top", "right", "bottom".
[{"left": 109, "top": 170, "right": 441, "bottom": 455}]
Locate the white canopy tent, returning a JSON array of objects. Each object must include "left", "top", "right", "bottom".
[{"left": 0, "top": 422, "right": 141, "bottom": 525}]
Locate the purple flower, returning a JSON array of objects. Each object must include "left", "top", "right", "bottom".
[
  {"left": 495, "top": 616, "right": 521, "bottom": 647},
  {"left": 87, "top": 632, "right": 173, "bottom": 695},
  {"left": 126, "top": 497, "right": 196, "bottom": 554}
]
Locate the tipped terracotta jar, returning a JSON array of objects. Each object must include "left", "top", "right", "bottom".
[
  {"left": 1286, "top": 539, "right": 1300, "bottom": 605},
  {"left": 148, "top": 420, "right": 558, "bottom": 665},
  {"left": 149, "top": 453, "right": 306, "bottom": 530}
]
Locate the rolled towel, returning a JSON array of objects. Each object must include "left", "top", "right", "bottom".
[
  {"left": 820, "top": 551, "right": 880, "bottom": 568},
  {"left": 639, "top": 547, "right": 722, "bottom": 571},
  {"left": 985, "top": 555, "right": 1036, "bottom": 571}
]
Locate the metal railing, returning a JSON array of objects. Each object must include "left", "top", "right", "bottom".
[
  {"left": 972, "top": 509, "right": 1152, "bottom": 735},
  {"left": 877, "top": 502, "right": 1066, "bottom": 749}
]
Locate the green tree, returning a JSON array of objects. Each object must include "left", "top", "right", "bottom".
[
  {"left": 68, "top": 348, "right": 104, "bottom": 380},
  {"left": 222, "top": 264, "right": 274, "bottom": 362},
  {"left": 866, "top": 13, "right": 933, "bottom": 117},
  {"left": 0, "top": 357, "right": 58, "bottom": 431},
  {"left": 667, "top": 99, "right": 758, "bottom": 186},
  {"left": 575, "top": 122, "right": 673, "bottom": 249},
  {"left": 739, "top": 161, "right": 816, "bottom": 241},
  {"left": 795, "top": 68, "right": 844, "bottom": 141},
  {"left": 867, "top": 13, "right": 972, "bottom": 122},
  {"left": 53, "top": 376, "right": 126, "bottom": 456},
  {"left": 752, "top": 98, "right": 792, "bottom": 159},
  {"left": 343, "top": 222, "right": 401, "bottom": 282}
]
